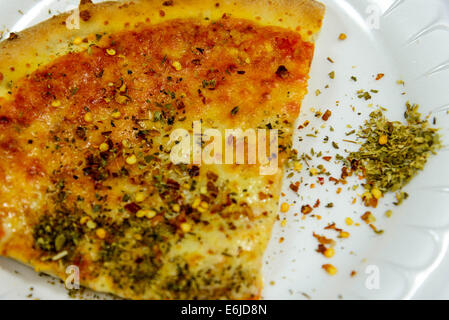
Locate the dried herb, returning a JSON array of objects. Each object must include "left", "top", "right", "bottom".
[{"left": 345, "top": 103, "right": 441, "bottom": 196}]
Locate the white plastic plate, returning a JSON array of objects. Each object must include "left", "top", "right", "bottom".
[{"left": 1, "top": 0, "right": 449, "bottom": 300}]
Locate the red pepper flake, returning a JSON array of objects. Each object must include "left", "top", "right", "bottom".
[
  {"left": 322, "top": 110, "right": 332, "bottom": 121},
  {"left": 361, "top": 211, "right": 373, "bottom": 223},
  {"left": 317, "top": 177, "right": 324, "bottom": 185},
  {"left": 316, "top": 243, "right": 326, "bottom": 254},
  {"left": 362, "top": 194, "right": 378, "bottom": 208},
  {"left": 313, "top": 233, "right": 335, "bottom": 246},
  {"left": 289, "top": 182, "right": 299, "bottom": 193},
  {"left": 369, "top": 224, "right": 384, "bottom": 234},
  {"left": 258, "top": 192, "right": 269, "bottom": 200},
  {"left": 376, "top": 73, "right": 385, "bottom": 80},
  {"left": 350, "top": 270, "right": 357, "bottom": 277},
  {"left": 301, "top": 204, "right": 313, "bottom": 214},
  {"left": 329, "top": 177, "right": 339, "bottom": 184},
  {"left": 298, "top": 120, "right": 310, "bottom": 130},
  {"left": 341, "top": 167, "right": 349, "bottom": 179},
  {"left": 124, "top": 202, "right": 141, "bottom": 214},
  {"left": 322, "top": 156, "right": 332, "bottom": 162},
  {"left": 313, "top": 199, "right": 321, "bottom": 208},
  {"left": 325, "top": 222, "right": 343, "bottom": 233}
]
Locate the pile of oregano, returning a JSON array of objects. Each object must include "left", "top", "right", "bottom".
[{"left": 345, "top": 103, "right": 441, "bottom": 202}]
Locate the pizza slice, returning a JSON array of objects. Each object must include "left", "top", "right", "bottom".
[{"left": 0, "top": 0, "right": 324, "bottom": 299}]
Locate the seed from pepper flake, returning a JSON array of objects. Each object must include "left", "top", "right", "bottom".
[
  {"left": 322, "top": 264, "right": 338, "bottom": 275},
  {"left": 280, "top": 202, "right": 290, "bottom": 213},
  {"left": 84, "top": 112, "right": 93, "bottom": 122},
  {"left": 106, "top": 48, "right": 116, "bottom": 55},
  {"left": 324, "top": 247, "right": 335, "bottom": 258},
  {"left": 339, "top": 33, "right": 347, "bottom": 40},
  {"left": 99, "top": 142, "right": 109, "bottom": 152},
  {"left": 96, "top": 228, "right": 106, "bottom": 239}
]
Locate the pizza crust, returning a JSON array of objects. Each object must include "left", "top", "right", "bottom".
[{"left": 0, "top": 0, "right": 324, "bottom": 97}]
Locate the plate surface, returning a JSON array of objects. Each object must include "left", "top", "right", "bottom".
[{"left": 1, "top": 0, "right": 449, "bottom": 300}]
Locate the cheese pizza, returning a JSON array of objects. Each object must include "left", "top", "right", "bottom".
[{"left": 0, "top": 0, "right": 324, "bottom": 299}]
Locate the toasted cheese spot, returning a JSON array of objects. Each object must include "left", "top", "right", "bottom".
[{"left": 79, "top": 9, "right": 91, "bottom": 22}]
